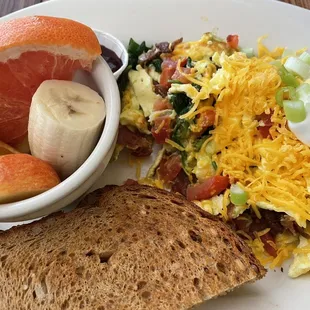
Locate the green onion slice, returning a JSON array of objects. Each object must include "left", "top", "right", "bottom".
[
  {"left": 240, "top": 47, "right": 254, "bottom": 58},
  {"left": 299, "top": 52, "right": 310, "bottom": 66},
  {"left": 296, "top": 83, "right": 310, "bottom": 104},
  {"left": 230, "top": 184, "right": 248, "bottom": 206},
  {"left": 282, "top": 48, "right": 295, "bottom": 58},
  {"left": 275, "top": 86, "right": 297, "bottom": 107},
  {"left": 278, "top": 65, "right": 300, "bottom": 87},
  {"left": 284, "top": 57, "right": 310, "bottom": 80},
  {"left": 271, "top": 60, "right": 282, "bottom": 69},
  {"left": 283, "top": 100, "right": 306, "bottom": 123}
]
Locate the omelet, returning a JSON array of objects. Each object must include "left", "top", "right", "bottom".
[{"left": 120, "top": 33, "right": 310, "bottom": 278}]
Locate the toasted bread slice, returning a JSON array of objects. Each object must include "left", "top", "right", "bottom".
[{"left": 0, "top": 185, "right": 266, "bottom": 310}]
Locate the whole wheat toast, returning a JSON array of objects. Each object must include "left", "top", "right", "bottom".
[{"left": 0, "top": 184, "right": 266, "bottom": 310}]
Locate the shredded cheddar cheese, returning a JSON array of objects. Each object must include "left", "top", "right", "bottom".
[
  {"left": 257, "top": 35, "right": 284, "bottom": 59},
  {"left": 257, "top": 228, "right": 271, "bottom": 237},
  {"left": 204, "top": 52, "right": 310, "bottom": 227},
  {"left": 165, "top": 139, "right": 185, "bottom": 151}
]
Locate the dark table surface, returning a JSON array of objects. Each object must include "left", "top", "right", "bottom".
[{"left": 0, "top": 0, "right": 309, "bottom": 17}]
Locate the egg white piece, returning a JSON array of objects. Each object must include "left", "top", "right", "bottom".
[{"left": 289, "top": 236, "right": 310, "bottom": 278}]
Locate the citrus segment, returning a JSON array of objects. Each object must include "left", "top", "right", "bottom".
[{"left": 0, "top": 16, "right": 101, "bottom": 145}]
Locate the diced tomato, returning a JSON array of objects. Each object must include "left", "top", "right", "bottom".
[
  {"left": 195, "top": 110, "right": 216, "bottom": 134},
  {"left": 258, "top": 126, "right": 271, "bottom": 139},
  {"left": 171, "top": 67, "right": 191, "bottom": 84},
  {"left": 226, "top": 35, "right": 239, "bottom": 49},
  {"left": 151, "top": 116, "right": 172, "bottom": 144},
  {"left": 153, "top": 98, "right": 172, "bottom": 111},
  {"left": 257, "top": 112, "right": 272, "bottom": 126},
  {"left": 256, "top": 112, "right": 273, "bottom": 139},
  {"left": 160, "top": 66, "right": 175, "bottom": 88},
  {"left": 186, "top": 176, "right": 230, "bottom": 201},
  {"left": 160, "top": 59, "right": 177, "bottom": 88},
  {"left": 160, "top": 58, "right": 188, "bottom": 88},
  {"left": 171, "top": 170, "right": 190, "bottom": 197},
  {"left": 260, "top": 232, "right": 277, "bottom": 257},
  {"left": 158, "top": 154, "right": 182, "bottom": 183}
]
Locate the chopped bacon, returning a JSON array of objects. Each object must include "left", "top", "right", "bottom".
[
  {"left": 260, "top": 232, "right": 277, "bottom": 257},
  {"left": 151, "top": 116, "right": 172, "bottom": 144},
  {"left": 117, "top": 125, "right": 152, "bottom": 157},
  {"left": 256, "top": 112, "right": 273, "bottom": 139},
  {"left": 226, "top": 34, "right": 239, "bottom": 49},
  {"left": 153, "top": 98, "right": 172, "bottom": 111},
  {"left": 187, "top": 176, "right": 230, "bottom": 201},
  {"left": 195, "top": 110, "right": 216, "bottom": 135},
  {"left": 160, "top": 59, "right": 177, "bottom": 88},
  {"left": 158, "top": 154, "right": 182, "bottom": 183},
  {"left": 171, "top": 170, "right": 190, "bottom": 197},
  {"left": 154, "top": 83, "right": 168, "bottom": 98},
  {"left": 171, "top": 67, "right": 191, "bottom": 84}
]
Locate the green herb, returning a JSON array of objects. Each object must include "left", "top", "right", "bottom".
[
  {"left": 151, "top": 58, "right": 162, "bottom": 73},
  {"left": 118, "top": 65, "right": 132, "bottom": 93},
  {"left": 186, "top": 57, "right": 193, "bottom": 68},
  {"left": 181, "top": 151, "right": 187, "bottom": 168},
  {"left": 278, "top": 65, "right": 299, "bottom": 88},
  {"left": 169, "top": 93, "right": 192, "bottom": 115},
  {"left": 211, "top": 161, "right": 218, "bottom": 171},
  {"left": 193, "top": 135, "right": 209, "bottom": 152},
  {"left": 172, "top": 119, "right": 190, "bottom": 146},
  {"left": 192, "top": 83, "right": 202, "bottom": 91},
  {"left": 168, "top": 79, "right": 183, "bottom": 84},
  {"left": 180, "top": 151, "right": 194, "bottom": 176},
  {"left": 127, "top": 38, "right": 151, "bottom": 68}
]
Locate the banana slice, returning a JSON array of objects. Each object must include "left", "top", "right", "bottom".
[{"left": 28, "top": 80, "right": 106, "bottom": 179}]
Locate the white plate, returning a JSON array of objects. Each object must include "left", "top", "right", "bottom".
[{"left": 1, "top": 0, "right": 310, "bottom": 309}]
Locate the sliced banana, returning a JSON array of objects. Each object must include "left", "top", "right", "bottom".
[{"left": 28, "top": 80, "right": 106, "bottom": 179}]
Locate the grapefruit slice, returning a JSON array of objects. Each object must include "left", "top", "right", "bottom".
[{"left": 0, "top": 16, "right": 101, "bottom": 145}]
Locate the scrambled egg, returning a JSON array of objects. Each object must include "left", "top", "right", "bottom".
[
  {"left": 257, "top": 201, "right": 307, "bottom": 228},
  {"left": 195, "top": 194, "right": 247, "bottom": 218},
  {"left": 168, "top": 84, "right": 199, "bottom": 100},
  {"left": 120, "top": 65, "right": 160, "bottom": 133},
  {"left": 289, "top": 237, "right": 310, "bottom": 278},
  {"left": 171, "top": 32, "right": 233, "bottom": 61},
  {"left": 128, "top": 65, "right": 160, "bottom": 117},
  {"left": 120, "top": 86, "right": 149, "bottom": 134}
]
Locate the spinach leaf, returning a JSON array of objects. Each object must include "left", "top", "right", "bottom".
[
  {"left": 212, "top": 161, "right": 218, "bottom": 170},
  {"left": 180, "top": 151, "right": 193, "bottom": 176},
  {"left": 186, "top": 57, "right": 193, "bottom": 68},
  {"left": 127, "top": 38, "right": 151, "bottom": 69},
  {"left": 118, "top": 65, "right": 132, "bottom": 93},
  {"left": 169, "top": 93, "right": 192, "bottom": 115},
  {"left": 192, "top": 83, "right": 202, "bottom": 91},
  {"left": 151, "top": 58, "right": 162, "bottom": 73},
  {"left": 193, "top": 135, "right": 209, "bottom": 152},
  {"left": 172, "top": 119, "right": 190, "bottom": 146},
  {"left": 168, "top": 79, "right": 183, "bottom": 84},
  {"left": 118, "top": 38, "right": 152, "bottom": 94}
]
